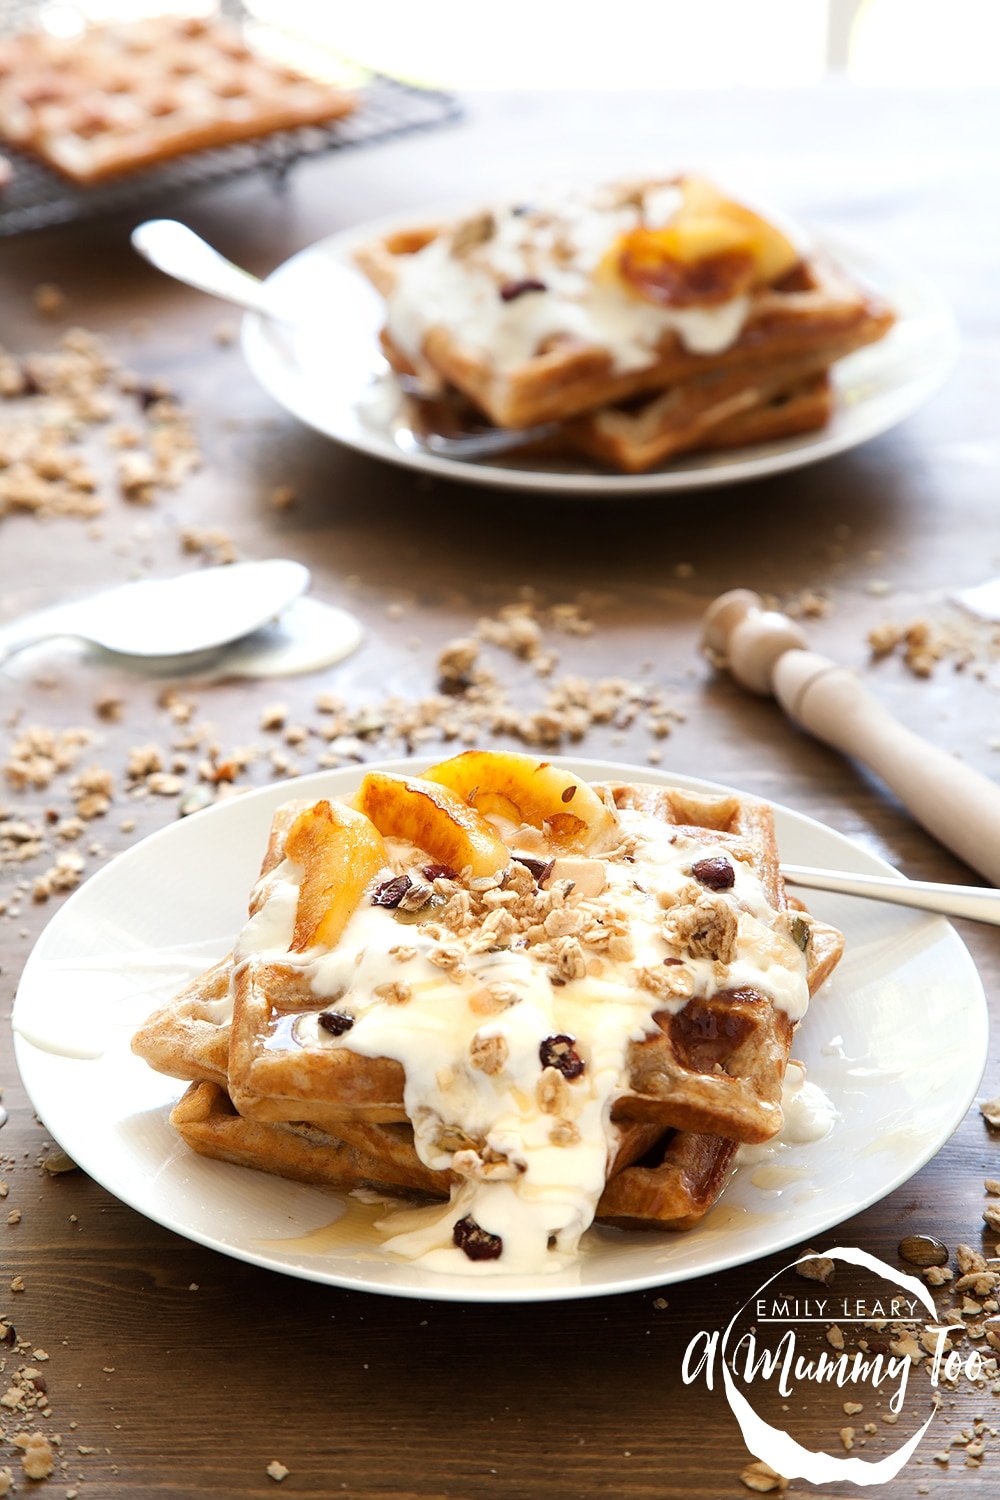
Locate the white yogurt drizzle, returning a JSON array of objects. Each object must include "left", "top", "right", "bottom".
[
  {"left": 232, "top": 805, "right": 811, "bottom": 1275},
  {"left": 386, "top": 182, "right": 752, "bottom": 376}
]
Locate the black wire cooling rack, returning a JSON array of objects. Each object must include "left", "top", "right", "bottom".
[{"left": 0, "top": 3, "right": 461, "bottom": 237}]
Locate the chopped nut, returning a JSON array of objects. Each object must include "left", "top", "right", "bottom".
[
  {"left": 469, "top": 983, "right": 520, "bottom": 1016},
  {"left": 739, "top": 1460, "right": 788, "bottom": 1493},
  {"left": 34, "top": 283, "right": 66, "bottom": 316},
  {"left": 372, "top": 981, "right": 411, "bottom": 1006},
  {"left": 20, "top": 1431, "right": 54, "bottom": 1481},
  {"left": 469, "top": 1032, "right": 508, "bottom": 1076},
  {"left": 795, "top": 1252, "right": 835, "bottom": 1286},
  {"left": 536, "top": 1067, "right": 569, "bottom": 1116},
  {"left": 549, "top": 1118, "right": 580, "bottom": 1147}
]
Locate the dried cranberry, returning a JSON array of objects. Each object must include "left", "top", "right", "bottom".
[
  {"left": 423, "top": 863, "right": 457, "bottom": 881},
  {"left": 453, "top": 1215, "right": 503, "bottom": 1261},
  {"left": 499, "top": 278, "right": 547, "bottom": 302},
  {"left": 691, "top": 856, "right": 735, "bottom": 891},
  {"left": 372, "top": 874, "right": 412, "bottom": 908},
  {"left": 539, "top": 1034, "right": 585, "bottom": 1080},
  {"left": 317, "top": 1011, "right": 354, "bottom": 1036},
  {"left": 560, "top": 784, "right": 577, "bottom": 803},
  {"left": 512, "top": 854, "right": 554, "bottom": 885}
]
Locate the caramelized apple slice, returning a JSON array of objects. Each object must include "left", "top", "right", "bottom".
[
  {"left": 610, "top": 176, "right": 800, "bottom": 305},
  {"left": 678, "top": 175, "right": 800, "bottom": 286},
  {"left": 421, "top": 751, "right": 619, "bottom": 851},
  {"left": 286, "top": 800, "right": 388, "bottom": 952},
  {"left": 354, "top": 772, "right": 509, "bottom": 881}
]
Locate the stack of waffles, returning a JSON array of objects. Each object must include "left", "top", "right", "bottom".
[
  {"left": 356, "top": 175, "right": 895, "bottom": 472},
  {"left": 0, "top": 11, "right": 355, "bottom": 185},
  {"left": 133, "top": 751, "right": 844, "bottom": 1274}
]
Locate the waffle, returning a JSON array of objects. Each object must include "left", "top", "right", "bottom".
[
  {"left": 133, "top": 751, "right": 844, "bottom": 1267},
  {"left": 559, "top": 364, "right": 839, "bottom": 473},
  {"left": 0, "top": 13, "right": 356, "bottom": 185},
  {"left": 355, "top": 177, "right": 894, "bottom": 431},
  {"left": 131, "top": 799, "right": 307, "bottom": 1086}
]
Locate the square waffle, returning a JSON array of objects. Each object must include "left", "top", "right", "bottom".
[
  {"left": 355, "top": 176, "right": 894, "bottom": 431},
  {"left": 133, "top": 752, "right": 844, "bottom": 1267},
  {"left": 0, "top": 13, "right": 356, "bottom": 185}
]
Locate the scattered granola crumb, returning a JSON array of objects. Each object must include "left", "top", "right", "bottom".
[
  {"left": 652, "top": 1296, "right": 668, "bottom": 1310},
  {"left": 266, "top": 1460, "right": 289, "bottom": 1482},
  {"left": 839, "top": 1426, "right": 855, "bottom": 1452},
  {"left": 34, "top": 284, "right": 66, "bottom": 317},
  {"left": 260, "top": 703, "right": 288, "bottom": 732},
  {"left": 179, "top": 526, "right": 237, "bottom": 565},
  {"left": 826, "top": 1325, "right": 845, "bottom": 1350},
  {"left": 42, "top": 1150, "right": 77, "bottom": 1175},
  {"left": 981, "top": 1096, "right": 1000, "bottom": 1128},
  {"left": 20, "top": 1431, "right": 54, "bottom": 1480},
  {"left": 795, "top": 1251, "right": 834, "bottom": 1285},
  {"left": 739, "top": 1459, "right": 787, "bottom": 1492}
]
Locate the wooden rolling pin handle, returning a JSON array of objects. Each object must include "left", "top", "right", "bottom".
[{"left": 773, "top": 649, "right": 1000, "bottom": 887}]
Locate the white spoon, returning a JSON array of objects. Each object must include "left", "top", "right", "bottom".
[{"left": 0, "top": 559, "right": 312, "bottom": 666}]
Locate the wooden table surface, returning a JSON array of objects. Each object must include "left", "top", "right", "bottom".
[{"left": 1, "top": 87, "right": 998, "bottom": 1499}]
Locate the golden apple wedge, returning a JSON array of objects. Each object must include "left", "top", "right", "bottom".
[
  {"left": 421, "top": 750, "right": 619, "bottom": 851},
  {"left": 354, "top": 771, "right": 509, "bottom": 880},
  {"left": 286, "top": 800, "right": 388, "bottom": 952}
]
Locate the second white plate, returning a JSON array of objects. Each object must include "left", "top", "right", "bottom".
[
  {"left": 12, "top": 760, "right": 987, "bottom": 1302},
  {"left": 241, "top": 217, "right": 957, "bottom": 495}
]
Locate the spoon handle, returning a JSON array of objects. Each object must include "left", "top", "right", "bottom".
[
  {"left": 131, "top": 220, "right": 284, "bottom": 322},
  {"left": 781, "top": 863, "right": 1000, "bottom": 926}
]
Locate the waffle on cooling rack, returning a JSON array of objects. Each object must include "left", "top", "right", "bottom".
[
  {"left": 133, "top": 751, "right": 844, "bottom": 1270},
  {"left": 356, "top": 175, "right": 894, "bottom": 472},
  {"left": 0, "top": 12, "right": 355, "bottom": 185}
]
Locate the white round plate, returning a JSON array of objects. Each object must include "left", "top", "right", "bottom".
[
  {"left": 241, "top": 216, "right": 957, "bottom": 495},
  {"left": 13, "top": 759, "right": 986, "bottom": 1303}
]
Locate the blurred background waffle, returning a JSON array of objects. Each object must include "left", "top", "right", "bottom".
[{"left": 0, "top": 0, "right": 460, "bottom": 236}]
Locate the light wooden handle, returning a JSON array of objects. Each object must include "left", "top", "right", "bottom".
[{"left": 774, "top": 650, "right": 1000, "bottom": 886}]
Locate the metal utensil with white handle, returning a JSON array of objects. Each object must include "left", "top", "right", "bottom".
[{"left": 781, "top": 864, "right": 1000, "bottom": 926}]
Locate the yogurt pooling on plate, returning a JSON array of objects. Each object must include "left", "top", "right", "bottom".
[{"left": 232, "top": 780, "right": 814, "bottom": 1276}]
